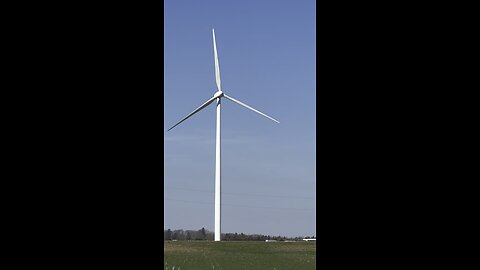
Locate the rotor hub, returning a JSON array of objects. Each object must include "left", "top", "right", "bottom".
[{"left": 213, "top": 91, "right": 224, "bottom": 99}]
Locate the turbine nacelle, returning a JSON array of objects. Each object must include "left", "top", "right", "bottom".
[{"left": 213, "top": 91, "right": 224, "bottom": 99}]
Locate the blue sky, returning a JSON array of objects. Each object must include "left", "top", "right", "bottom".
[{"left": 164, "top": 0, "right": 316, "bottom": 237}]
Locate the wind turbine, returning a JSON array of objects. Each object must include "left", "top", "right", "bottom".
[{"left": 167, "top": 29, "right": 279, "bottom": 241}]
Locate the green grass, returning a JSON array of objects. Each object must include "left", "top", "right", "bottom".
[{"left": 164, "top": 241, "right": 316, "bottom": 270}]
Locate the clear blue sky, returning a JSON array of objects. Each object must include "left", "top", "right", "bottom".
[{"left": 164, "top": 0, "right": 316, "bottom": 237}]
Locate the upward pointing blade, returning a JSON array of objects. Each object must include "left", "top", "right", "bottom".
[
  {"left": 212, "top": 29, "right": 221, "bottom": 92},
  {"left": 223, "top": 94, "right": 280, "bottom": 123},
  {"left": 167, "top": 96, "right": 217, "bottom": 131}
]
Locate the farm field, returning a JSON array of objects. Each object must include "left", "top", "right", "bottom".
[{"left": 164, "top": 240, "right": 316, "bottom": 270}]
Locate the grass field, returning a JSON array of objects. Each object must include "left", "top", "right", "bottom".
[{"left": 164, "top": 240, "right": 316, "bottom": 270}]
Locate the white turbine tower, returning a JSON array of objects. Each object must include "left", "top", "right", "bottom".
[{"left": 167, "top": 29, "right": 279, "bottom": 241}]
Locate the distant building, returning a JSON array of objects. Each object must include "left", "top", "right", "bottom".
[
  {"left": 265, "top": 240, "right": 278, "bottom": 242},
  {"left": 303, "top": 238, "right": 316, "bottom": 241}
]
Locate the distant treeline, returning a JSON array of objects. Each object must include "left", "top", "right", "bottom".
[{"left": 164, "top": 228, "right": 314, "bottom": 241}]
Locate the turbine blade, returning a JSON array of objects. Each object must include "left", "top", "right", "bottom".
[
  {"left": 167, "top": 96, "right": 217, "bottom": 131},
  {"left": 223, "top": 94, "right": 280, "bottom": 123},
  {"left": 212, "top": 29, "right": 221, "bottom": 92}
]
